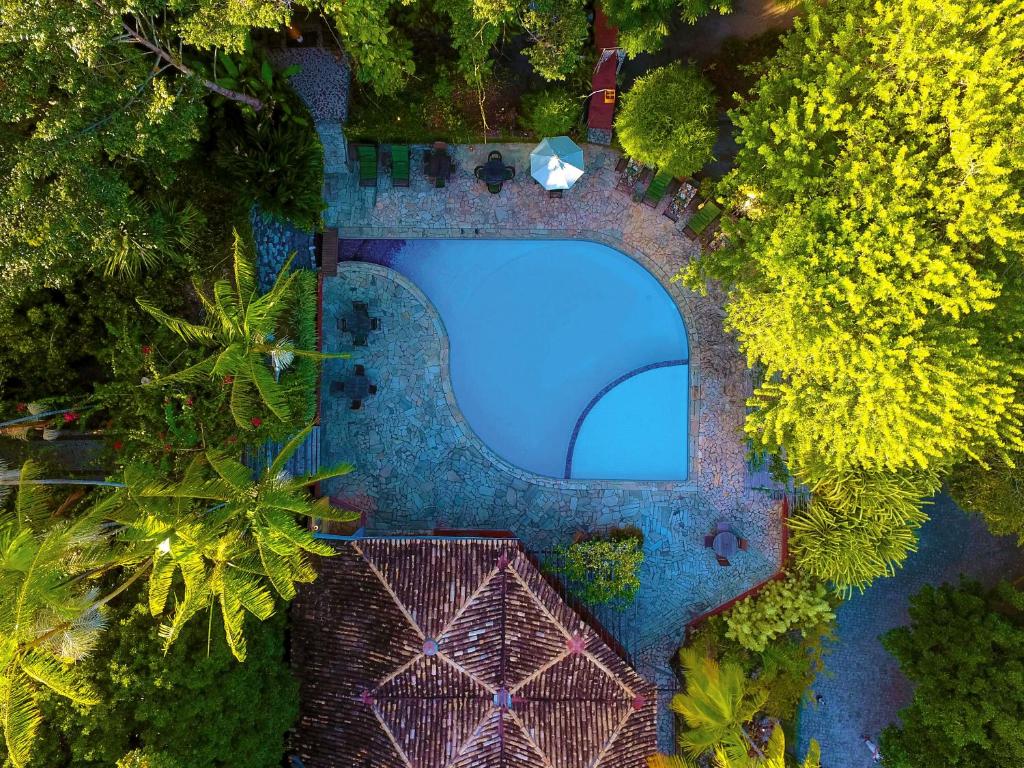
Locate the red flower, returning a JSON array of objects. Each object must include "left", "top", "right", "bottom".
[
  {"left": 142, "top": 345, "right": 152, "bottom": 355},
  {"left": 113, "top": 440, "right": 123, "bottom": 451},
  {"left": 223, "top": 375, "right": 235, "bottom": 385},
  {"left": 250, "top": 417, "right": 263, "bottom": 428},
  {"left": 162, "top": 443, "right": 172, "bottom": 453},
  {"left": 226, "top": 435, "right": 238, "bottom": 444},
  {"left": 15, "top": 403, "right": 26, "bottom": 413},
  {"left": 63, "top": 411, "right": 79, "bottom": 423},
  {"left": 185, "top": 396, "right": 194, "bottom": 407}
]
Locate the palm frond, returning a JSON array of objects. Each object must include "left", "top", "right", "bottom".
[
  {"left": 149, "top": 355, "right": 217, "bottom": 386},
  {"left": 19, "top": 650, "right": 99, "bottom": 705},
  {"left": 211, "top": 343, "right": 251, "bottom": 377},
  {"left": 232, "top": 229, "right": 259, "bottom": 312},
  {"left": 136, "top": 298, "right": 216, "bottom": 345},
  {"left": 268, "top": 424, "right": 315, "bottom": 477},
  {"left": 248, "top": 357, "right": 291, "bottom": 423},
  {"left": 12, "top": 462, "right": 50, "bottom": 531},
  {"left": 148, "top": 553, "right": 176, "bottom": 616},
  {"left": 1, "top": 670, "right": 42, "bottom": 768},
  {"left": 229, "top": 376, "right": 261, "bottom": 429},
  {"left": 206, "top": 451, "right": 254, "bottom": 492}
]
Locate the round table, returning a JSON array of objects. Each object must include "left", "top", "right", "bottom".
[{"left": 713, "top": 531, "right": 738, "bottom": 559}]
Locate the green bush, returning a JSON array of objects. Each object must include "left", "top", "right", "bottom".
[
  {"left": 549, "top": 530, "right": 644, "bottom": 609},
  {"left": 948, "top": 453, "right": 1024, "bottom": 544},
  {"left": 520, "top": 88, "right": 581, "bottom": 138},
  {"left": 880, "top": 580, "right": 1024, "bottom": 768},
  {"left": 788, "top": 467, "right": 940, "bottom": 593},
  {"left": 13, "top": 597, "right": 298, "bottom": 768},
  {"left": 615, "top": 64, "right": 716, "bottom": 177},
  {"left": 724, "top": 572, "right": 836, "bottom": 652}
]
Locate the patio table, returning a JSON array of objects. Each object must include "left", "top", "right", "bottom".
[{"left": 713, "top": 530, "right": 738, "bottom": 559}]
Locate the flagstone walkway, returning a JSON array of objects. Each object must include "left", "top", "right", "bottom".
[{"left": 316, "top": 139, "right": 784, "bottom": 746}]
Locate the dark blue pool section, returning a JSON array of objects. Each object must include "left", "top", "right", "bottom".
[{"left": 345, "top": 239, "right": 689, "bottom": 480}]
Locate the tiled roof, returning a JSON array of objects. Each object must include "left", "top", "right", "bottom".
[{"left": 291, "top": 537, "right": 657, "bottom": 768}]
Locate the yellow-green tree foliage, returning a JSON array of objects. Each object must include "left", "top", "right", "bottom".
[
  {"left": 724, "top": 572, "right": 835, "bottom": 652},
  {"left": 689, "top": 0, "right": 1024, "bottom": 478}
]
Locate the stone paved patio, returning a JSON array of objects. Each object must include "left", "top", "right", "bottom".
[{"left": 317, "top": 139, "right": 784, "bottom": 746}]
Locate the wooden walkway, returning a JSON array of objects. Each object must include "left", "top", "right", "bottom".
[{"left": 587, "top": 7, "right": 620, "bottom": 143}]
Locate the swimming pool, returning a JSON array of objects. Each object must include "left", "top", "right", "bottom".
[{"left": 372, "top": 239, "right": 689, "bottom": 480}]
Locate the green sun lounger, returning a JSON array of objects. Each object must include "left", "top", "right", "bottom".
[
  {"left": 643, "top": 170, "right": 672, "bottom": 207},
  {"left": 391, "top": 144, "right": 410, "bottom": 187},
  {"left": 357, "top": 144, "right": 377, "bottom": 187},
  {"left": 685, "top": 200, "right": 722, "bottom": 239}
]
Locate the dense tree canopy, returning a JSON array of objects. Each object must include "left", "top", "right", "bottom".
[
  {"left": 616, "top": 64, "right": 717, "bottom": 177},
  {"left": 7, "top": 599, "right": 297, "bottom": 768},
  {"left": 690, "top": 0, "right": 1024, "bottom": 480},
  {"left": 948, "top": 452, "right": 1024, "bottom": 544},
  {"left": 603, "top": 0, "right": 732, "bottom": 56},
  {"left": 880, "top": 580, "right": 1024, "bottom": 768}
]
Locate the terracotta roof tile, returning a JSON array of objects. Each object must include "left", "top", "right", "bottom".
[{"left": 291, "top": 538, "right": 657, "bottom": 767}]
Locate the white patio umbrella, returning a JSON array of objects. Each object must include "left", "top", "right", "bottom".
[{"left": 530, "top": 136, "right": 585, "bottom": 191}]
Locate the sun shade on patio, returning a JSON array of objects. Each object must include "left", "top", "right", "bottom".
[
  {"left": 530, "top": 136, "right": 585, "bottom": 190},
  {"left": 290, "top": 537, "right": 657, "bottom": 767}
]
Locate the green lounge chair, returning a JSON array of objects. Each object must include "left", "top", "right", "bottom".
[
  {"left": 684, "top": 200, "right": 722, "bottom": 240},
  {"left": 357, "top": 144, "right": 377, "bottom": 188},
  {"left": 391, "top": 144, "right": 410, "bottom": 187},
  {"left": 642, "top": 170, "right": 672, "bottom": 207}
]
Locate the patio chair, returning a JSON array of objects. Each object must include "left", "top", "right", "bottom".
[
  {"left": 339, "top": 317, "right": 348, "bottom": 331},
  {"left": 716, "top": 555, "right": 731, "bottom": 567},
  {"left": 738, "top": 538, "right": 749, "bottom": 551},
  {"left": 643, "top": 170, "right": 672, "bottom": 207},
  {"left": 350, "top": 399, "right": 362, "bottom": 410},
  {"left": 354, "top": 364, "right": 365, "bottom": 376},
  {"left": 353, "top": 301, "right": 368, "bottom": 312},
  {"left": 368, "top": 384, "right": 378, "bottom": 395},
  {"left": 703, "top": 535, "right": 715, "bottom": 548},
  {"left": 370, "top": 318, "right": 380, "bottom": 331},
  {"left": 614, "top": 156, "right": 629, "bottom": 173},
  {"left": 548, "top": 189, "right": 563, "bottom": 199},
  {"left": 684, "top": 200, "right": 723, "bottom": 240},
  {"left": 390, "top": 144, "right": 410, "bottom": 187},
  {"left": 357, "top": 144, "right": 378, "bottom": 188}
]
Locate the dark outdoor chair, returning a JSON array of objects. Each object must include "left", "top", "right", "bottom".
[
  {"left": 350, "top": 400, "right": 362, "bottom": 411},
  {"left": 548, "top": 189, "right": 563, "bottom": 199},
  {"left": 716, "top": 556, "right": 731, "bottom": 567},
  {"left": 368, "top": 384, "right": 378, "bottom": 395},
  {"left": 614, "top": 156, "right": 629, "bottom": 173},
  {"left": 353, "top": 335, "right": 367, "bottom": 347},
  {"left": 703, "top": 535, "right": 715, "bottom": 548},
  {"left": 353, "top": 301, "right": 368, "bottom": 313},
  {"left": 370, "top": 318, "right": 380, "bottom": 331},
  {"left": 339, "top": 317, "right": 348, "bottom": 331},
  {"left": 738, "top": 538, "right": 749, "bottom": 551},
  {"left": 357, "top": 144, "right": 377, "bottom": 187},
  {"left": 390, "top": 144, "right": 410, "bottom": 187},
  {"left": 486, "top": 182, "right": 502, "bottom": 194},
  {"left": 354, "top": 364, "right": 365, "bottom": 376}
]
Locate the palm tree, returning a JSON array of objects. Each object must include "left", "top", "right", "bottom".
[
  {"left": 137, "top": 230, "right": 346, "bottom": 430},
  {"left": 673, "top": 646, "right": 768, "bottom": 761},
  {"left": 0, "top": 462, "right": 146, "bottom": 768},
  {"left": 122, "top": 424, "right": 357, "bottom": 660},
  {"left": 648, "top": 729, "right": 822, "bottom": 768}
]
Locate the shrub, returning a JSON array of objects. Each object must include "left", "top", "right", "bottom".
[
  {"left": 880, "top": 580, "right": 1024, "bottom": 768},
  {"left": 948, "top": 453, "right": 1024, "bottom": 544},
  {"left": 520, "top": 88, "right": 581, "bottom": 138},
  {"left": 550, "top": 529, "right": 644, "bottom": 609},
  {"left": 787, "top": 467, "right": 939, "bottom": 593},
  {"left": 724, "top": 572, "right": 836, "bottom": 652},
  {"left": 16, "top": 598, "right": 298, "bottom": 768},
  {"left": 615, "top": 64, "right": 716, "bottom": 177}
]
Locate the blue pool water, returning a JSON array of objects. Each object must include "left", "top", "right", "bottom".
[{"left": 379, "top": 239, "right": 689, "bottom": 480}]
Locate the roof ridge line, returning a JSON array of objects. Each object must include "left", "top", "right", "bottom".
[
  {"left": 588, "top": 701, "right": 640, "bottom": 768},
  {"left": 368, "top": 702, "right": 414, "bottom": 768},
  {"left": 437, "top": 563, "right": 502, "bottom": 640},
  {"left": 442, "top": 706, "right": 502, "bottom": 768},
  {"left": 504, "top": 708, "right": 555, "bottom": 768},
  {"left": 507, "top": 562, "right": 574, "bottom": 642},
  {"left": 509, "top": 647, "right": 571, "bottom": 695},
  {"left": 353, "top": 540, "right": 425, "bottom": 641},
  {"left": 436, "top": 650, "right": 498, "bottom": 695}
]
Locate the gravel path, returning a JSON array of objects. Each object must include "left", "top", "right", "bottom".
[{"left": 796, "top": 494, "right": 1024, "bottom": 767}]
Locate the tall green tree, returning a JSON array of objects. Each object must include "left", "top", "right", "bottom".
[
  {"left": 880, "top": 579, "right": 1024, "bottom": 768},
  {"left": 603, "top": 0, "right": 732, "bottom": 57},
  {"left": 948, "top": 452, "right": 1024, "bottom": 544},
  {"left": 616, "top": 64, "right": 717, "bottom": 178},
  {"left": 689, "top": 0, "right": 1024, "bottom": 479}
]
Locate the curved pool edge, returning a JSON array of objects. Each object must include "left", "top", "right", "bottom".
[
  {"left": 330, "top": 260, "right": 699, "bottom": 491},
  {"left": 337, "top": 230, "right": 703, "bottom": 486},
  {"left": 564, "top": 360, "right": 689, "bottom": 480}
]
